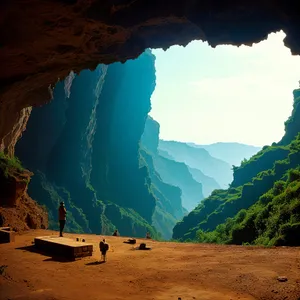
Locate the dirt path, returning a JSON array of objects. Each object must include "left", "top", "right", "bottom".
[{"left": 0, "top": 230, "right": 299, "bottom": 300}]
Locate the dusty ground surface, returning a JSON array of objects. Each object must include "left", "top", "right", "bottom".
[{"left": 0, "top": 230, "right": 299, "bottom": 300}]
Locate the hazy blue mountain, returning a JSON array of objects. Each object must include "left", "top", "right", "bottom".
[
  {"left": 187, "top": 166, "right": 221, "bottom": 197},
  {"left": 158, "top": 149, "right": 174, "bottom": 160},
  {"left": 140, "top": 116, "right": 186, "bottom": 239},
  {"left": 188, "top": 142, "right": 261, "bottom": 167},
  {"left": 152, "top": 155, "right": 204, "bottom": 211},
  {"left": 159, "top": 140, "right": 232, "bottom": 188},
  {"left": 141, "top": 116, "right": 204, "bottom": 213}
]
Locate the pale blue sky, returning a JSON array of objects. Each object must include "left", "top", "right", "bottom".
[{"left": 150, "top": 31, "right": 300, "bottom": 147}]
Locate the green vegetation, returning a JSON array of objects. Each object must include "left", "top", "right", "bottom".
[
  {"left": 196, "top": 167, "right": 300, "bottom": 246},
  {"left": 31, "top": 171, "right": 91, "bottom": 233},
  {"left": 105, "top": 202, "right": 161, "bottom": 239},
  {"left": 0, "top": 152, "right": 24, "bottom": 177},
  {"left": 173, "top": 89, "right": 300, "bottom": 246}
]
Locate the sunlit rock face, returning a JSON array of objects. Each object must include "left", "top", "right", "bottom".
[
  {"left": 15, "top": 52, "right": 158, "bottom": 237},
  {"left": 1, "top": 0, "right": 300, "bottom": 153},
  {"left": 0, "top": 160, "right": 48, "bottom": 232}
]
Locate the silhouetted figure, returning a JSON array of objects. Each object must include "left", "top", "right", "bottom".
[
  {"left": 99, "top": 238, "right": 109, "bottom": 262},
  {"left": 58, "top": 202, "right": 67, "bottom": 237},
  {"left": 146, "top": 232, "right": 151, "bottom": 239},
  {"left": 112, "top": 229, "right": 119, "bottom": 236}
]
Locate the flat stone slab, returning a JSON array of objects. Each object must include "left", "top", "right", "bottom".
[
  {"left": 34, "top": 236, "right": 93, "bottom": 260},
  {"left": 0, "top": 227, "right": 15, "bottom": 244}
]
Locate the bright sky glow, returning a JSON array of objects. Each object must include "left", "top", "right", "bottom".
[{"left": 150, "top": 31, "right": 300, "bottom": 147}]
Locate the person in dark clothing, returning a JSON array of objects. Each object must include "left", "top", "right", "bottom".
[
  {"left": 58, "top": 201, "right": 67, "bottom": 237},
  {"left": 99, "top": 238, "right": 109, "bottom": 262}
]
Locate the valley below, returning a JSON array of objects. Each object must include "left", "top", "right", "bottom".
[{"left": 0, "top": 230, "right": 300, "bottom": 300}]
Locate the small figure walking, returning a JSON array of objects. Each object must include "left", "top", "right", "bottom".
[
  {"left": 58, "top": 201, "right": 67, "bottom": 237},
  {"left": 146, "top": 232, "right": 151, "bottom": 239},
  {"left": 99, "top": 239, "right": 109, "bottom": 262}
]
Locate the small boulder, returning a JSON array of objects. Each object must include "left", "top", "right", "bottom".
[
  {"left": 139, "top": 243, "right": 146, "bottom": 250},
  {"left": 277, "top": 276, "right": 288, "bottom": 282}
]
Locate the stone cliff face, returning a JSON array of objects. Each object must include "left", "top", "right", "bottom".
[
  {"left": 1, "top": 1, "right": 300, "bottom": 156},
  {"left": 90, "top": 50, "right": 156, "bottom": 223},
  {"left": 140, "top": 116, "right": 186, "bottom": 239},
  {"left": 142, "top": 117, "right": 205, "bottom": 212},
  {"left": 0, "top": 154, "right": 48, "bottom": 232},
  {"left": 16, "top": 51, "right": 159, "bottom": 237},
  {"left": 278, "top": 89, "right": 300, "bottom": 146}
]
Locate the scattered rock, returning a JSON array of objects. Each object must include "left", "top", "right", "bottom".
[
  {"left": 277, "top": 276, "right": 288, "bottom": 282},
  {"left": 0, "top": 265, "right": 8, "bottom": 275}
]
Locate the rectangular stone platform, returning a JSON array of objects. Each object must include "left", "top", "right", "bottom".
[
  {"left": 34, "top": 236, "right": 93, "bottom": 260},
  {"left": 0, "top": 227, "right": 15, "bottom": 244}
]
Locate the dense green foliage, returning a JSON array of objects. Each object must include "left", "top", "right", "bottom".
[
  {"left": 173, "top": 89, "right": 300, "bottom": 246},
  {"left": 196, "top": 167, "right": 300, "bottom": 246},
  {"left": 0, "top": 152, "right": 24, "bottom": 177}
]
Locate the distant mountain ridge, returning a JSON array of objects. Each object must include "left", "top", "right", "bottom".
[
  {"left": 187, "top": 142, "right": 261, "bottom": 166},
  {"left": 153, "top": 155, "right": 204, "bottom": 211},
  {"left": 187, "top": 166, "right": 221, "bottom": 198},
  {"left": 141, "top": 117, "right": 204, "bottom": 213},
  {"left": 159, "top": 140, "right": 233, "bottom": 188}
]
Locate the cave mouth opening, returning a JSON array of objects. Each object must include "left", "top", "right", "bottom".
[
  {"left": 11, "top": 29, "right": 300, "bottom": 240},
  {"left": 150, "top": 30, "right": 298, "bottom": 149},
  {"left": 146, "top": 30, "right": 300, "bottom": 193}
]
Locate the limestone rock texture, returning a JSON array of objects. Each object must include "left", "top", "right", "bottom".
[
  {"left": 0, "top": 163, "right": 48, "bottom": 232},
  {"left": 1, "top": 0, "right": 300, "bottom": 153}
]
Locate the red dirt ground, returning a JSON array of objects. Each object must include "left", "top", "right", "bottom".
[{"left": 0, "top": 230, "right": 299, "bottom": 300}]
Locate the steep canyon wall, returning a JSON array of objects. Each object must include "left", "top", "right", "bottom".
[{"left": 15, "top": 51, "right": 160, "bottom": 237}]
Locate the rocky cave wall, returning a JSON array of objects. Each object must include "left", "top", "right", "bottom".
[{"left": 1, "top": 1, "right": 300, "bottom": 156}]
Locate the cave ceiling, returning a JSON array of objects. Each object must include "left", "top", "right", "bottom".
[{"left": 0, "top": 0, "right": 299, "bottom": 153}]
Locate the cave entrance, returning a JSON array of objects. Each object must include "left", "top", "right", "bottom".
[
  {"left": 13, "top": 30, "right": 300, "bottom": 241},
  {"left": 143, "top": 30, "right": 300, "bottom": 211},
  {"left": 151, "top": 30, "right": 297, "bottom": 149}
]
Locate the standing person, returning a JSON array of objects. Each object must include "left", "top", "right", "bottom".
[
  {"left": 58, "top": 201, "right": 67, "bottom": 237},
  {"left": 99, "top": 238, "right": 109, "bottom": 262}
]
